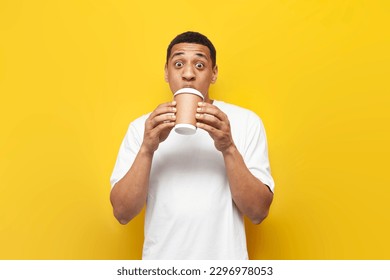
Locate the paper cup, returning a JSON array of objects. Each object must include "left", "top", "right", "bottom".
[{"left": 173, "top": 88, "right": 204, "bottom": 135}]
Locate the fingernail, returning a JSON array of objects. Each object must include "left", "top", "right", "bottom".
[
  {"left": 196, "top": 107, "right": 201, "bottom": 112},
  {"left": 198, "top": 102, "right": 203, "bottom": 106},
  {"left": 196, "top": 113, "right": 201, "bottom": 118}
]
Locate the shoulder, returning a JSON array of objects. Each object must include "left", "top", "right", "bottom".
[
  {"left": 130, "top": 113, "right": 150, "bottom": 128},
  {"left": 122, "top": 112, "right": 150, "bottom": 140},
  {"left": 214, "top": 100, "right": 262, "bottom": 125}
]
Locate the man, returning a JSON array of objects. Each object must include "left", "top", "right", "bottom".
[{"left": 110, "top": 31, "right": 274, "bottom": 259}]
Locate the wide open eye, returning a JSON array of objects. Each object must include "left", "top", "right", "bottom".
[
  {"left": 175, "top": 61, "right": 183, "bottom": 67},
  {"left": 195, "top": 62, "right": 204, "bottom": 69}
]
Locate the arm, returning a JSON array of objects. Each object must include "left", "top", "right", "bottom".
[
  {"left": 196, "top": 102, "right": 273, "bottom": 224},
  {"left": 222, "top": 145, "right": 273, "bottom": 224},
  {"left": 110, "top": 101, "right": 176, "bottom": 224}
]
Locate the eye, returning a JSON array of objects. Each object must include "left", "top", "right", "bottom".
[
  {"left": 195, "top": 62, "right": 204, "bottom": 69},
  {"left": 175, "top": 61, "right": 183, "bottom": 67}
]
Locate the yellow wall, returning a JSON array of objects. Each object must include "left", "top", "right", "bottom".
[{"left": 1, "top": 0, "right": 389, "bottom": 259}]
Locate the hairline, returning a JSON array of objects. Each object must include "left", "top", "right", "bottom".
[
  {"left": 166, "top": 32, "right": 217, "bottom": 67},
  {"left": 168, "top": 47, "right": 211, "bottom": 63}
]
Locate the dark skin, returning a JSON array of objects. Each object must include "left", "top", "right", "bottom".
[{"left": 110, "top": 43, "right": 273, "bottom": 225}]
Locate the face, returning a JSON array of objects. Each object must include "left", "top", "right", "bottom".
[{"left": 165, "top": 43, "right": 218, "bottom": 102}]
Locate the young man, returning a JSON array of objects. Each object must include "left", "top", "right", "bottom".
[{"left": 110, "top": 31, "right": 274, "bottom": 259}]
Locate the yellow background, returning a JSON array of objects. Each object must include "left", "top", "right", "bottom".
[{"left": 1, "top": 0, "right": 389, "bottom": 259}]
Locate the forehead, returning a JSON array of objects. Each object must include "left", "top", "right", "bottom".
[{"left": 169, "top": 43, "right": 211, "bottom": 60}]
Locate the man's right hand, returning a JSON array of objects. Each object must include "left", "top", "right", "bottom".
[
  {"left": 111, "top": 102, "right": 176, "bottom": 224},
  {"left": 141, "top": 101, "right": 176, "bottom": 154}
]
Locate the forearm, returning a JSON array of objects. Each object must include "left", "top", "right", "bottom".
[
  {"left": 223, "top": 145, "right": 273, "bottom": 224},
  {"left": 110, "top": 146, "right": 153, "bottom": 224}
]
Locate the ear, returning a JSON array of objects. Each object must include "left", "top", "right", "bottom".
[
  {"left": 164, "top": 64, "right": 169, "bottom": 82},
  {"left": 211, "top": 65, "right": 218, "bottom": 84}
]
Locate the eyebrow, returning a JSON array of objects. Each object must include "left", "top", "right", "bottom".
[
  {"left": 170, "top": 52, "right": 209, "bottom": 61},
  {"left": 195, "top": 53, "right": 208, "bottom": 60}
]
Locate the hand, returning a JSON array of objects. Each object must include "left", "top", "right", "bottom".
[
  {"left": 195, "top": 102, "right": 235, "bottom": 153},
  {"left": 142, "top": 101, "right": 176, "bottom": 154}
]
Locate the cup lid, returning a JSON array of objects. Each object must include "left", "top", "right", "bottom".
[
  {"left": 174, "top": 124, "right": 197, "bottom": 135},
  {"left": 173, "top": 88, "right": 204, "bottom": 100}
]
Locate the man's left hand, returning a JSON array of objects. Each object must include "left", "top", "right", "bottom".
[{"left": 195, "top": 102, "right": 235, "bottom": 153}]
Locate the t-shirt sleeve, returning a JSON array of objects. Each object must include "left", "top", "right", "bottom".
[
  {"left": 243, "top": 113, "right": 275, "bottom": 192},
  {"left": 110, "top": 122, "right": 143, "bottom": 188}
]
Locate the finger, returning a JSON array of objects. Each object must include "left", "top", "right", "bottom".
[
  {"left": 151, "top": 121, "right": 175, "bottom": 136},
  {"left": 150, "top": 101, "right": 177, "bottom": 118},
  {"left": 146, "top": 113, "right": 175, "bottom": 130},
  {"left": 195, "top": 112, "right": 222, "bottom": 129},
  {"left": 196, "top": 121, "right": 219, "bottom": 136},
  {"left": 152, "top": 102, "right": 176, "bottom": 118},
  {"left": 152, "top": 113, "right": 176, "bottom": 127},
  {"left": 197, "top": 102, "right": 226, "bottom": 121}
]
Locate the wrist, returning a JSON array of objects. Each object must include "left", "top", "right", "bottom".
[
  {"left": 222, "top": 143, "right": 238, "bottom": 157},
  {"left": 139, "top": 144, "right": 155, "bottom": 158}
]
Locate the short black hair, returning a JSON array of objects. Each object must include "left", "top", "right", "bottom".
[{"left": 166, "top": 31, "right": 216, "bottom": 67}]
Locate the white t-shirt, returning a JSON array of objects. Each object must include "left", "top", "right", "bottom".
[{"left": 110, "top": 100, "right": 274, "bottom": 259}]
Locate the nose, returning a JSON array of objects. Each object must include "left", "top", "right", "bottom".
[{"left": 181, "top": 65, "right": 196, "bottom": 81}]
